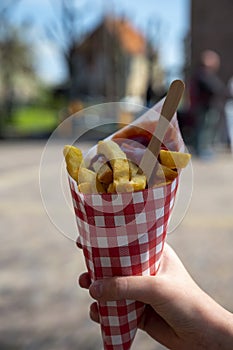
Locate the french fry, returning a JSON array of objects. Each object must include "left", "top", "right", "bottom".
[
  {"left": 92, "top": 155, "right": 113, "bottom": 185},
  {"left": 156, "top": 164, "right": 178, "bottom": 182},
  {"left": 78, "top": 167, "right": 106, "bottom": 194},
  {"left": 78, "top": 167, "right": 96, "bottom": 184},
  {"left": 97, "top": 140, "right": 130, "bottom": 182},
  {"left": 159, "top": 150, "right": 191, "bottom": 169},
  {"left": 63, "top": 145, "right": 83, "bottom": 182},
  {"left": 78, "top": 182, "right": 93, "bottom": 194},
  {"left": 130, "top": 174, "right": 147, "bottom": 191},
  {"left": 107, "top": 182, "right": 116, "bottom": 194},
  {"left": 114, "top": 181, "right": 134, "bottom": 193},
  {"left": 129, "top": 160, "right": 139, "bottom": 178},
  {"left": 107, "top": 181, "right": 134, "bottom": 194},
  {"left": 107, "top": 175, "right": 146, "bottom": 193}
]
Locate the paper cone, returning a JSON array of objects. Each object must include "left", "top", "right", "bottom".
[
  {"left": 69, "top": 175, "right": 178, "bottom": 350},
  {"left": 68, "top": 100, "right": 186, "bottom": 349}
]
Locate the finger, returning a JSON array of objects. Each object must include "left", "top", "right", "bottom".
[
  {"left": 79, "top": 272, "right": 91, "bottom": 289},
  {"left": 89, "top": 302, "right": 100, "bottom": 324},
  {"left": 89, "top": 276, "right": 161, "bottom": 304}
]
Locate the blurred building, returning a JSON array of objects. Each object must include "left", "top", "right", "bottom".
[
  {"left": 70, "top": 17, "right": 164, "bottom": 102},
  {"left": 191, "top": 0, "right": 233, "bottom": 83}
]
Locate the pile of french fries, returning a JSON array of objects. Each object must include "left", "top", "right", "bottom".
[{"left": 63, "top": 140, "right": 191, "bottom": 194}]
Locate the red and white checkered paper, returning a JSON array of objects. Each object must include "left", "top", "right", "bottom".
[
  {"left": 68, "top": 102, "right": 185, "bottom": 350},
  {"left": 69, "top": 176, "right": 178, "bottom": 350}
]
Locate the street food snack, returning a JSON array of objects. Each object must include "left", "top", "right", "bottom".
[
  {"left": 64, "top": 80, "right": 191, "bottom": 350},
  {"left": 63, "top": 145, "right": 83, "bottom": 182},
  {"left": 159, "top": 149, "right": 191, "bottom": 169},
  {"left": 63, "top": 142, "right": 191, "bottom": 194}
]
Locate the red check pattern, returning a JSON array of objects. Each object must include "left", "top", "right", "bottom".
[
  {"left": 68, "top": 103, "right": 186, "bottom": 349},
  {"left": 69, "top": 176, "right": 178, "bottom": 350}
]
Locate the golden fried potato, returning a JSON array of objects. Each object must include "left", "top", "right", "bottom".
[
  {"left": 156, "top": 164, "right": 178, "bottom": 181},
  {"left": 63, "top": 145, "right": 83, "bottom": 182},
  {"left": 159, "top": 150, "right": 191, "bottom": 169},
  {"left": 78, "top": 167, "right": 96, "bottom": 184},
  {"left": 107, "top": 174, "right": 146, "bottom": 193},
  {"left": 64, "top": 141, "right": 191, "bottom": 194},
  {"left": 92, "top": 155, "right": 113, "bottom": 185},
  {"left": 129, "top": 161, "right": 139, "bottom": 178},
  {"left": 130, "top": 174, "right": 147, "bottom": 191},
  {"left": 78, "top": 182, "right": 93, "bottom": 194},
  {"left": 78, "top": 167, "right": 105, "bottom": 193},
  {"left": 107, "top": 182, "right": 116, "bottom": 194},
  {"left": 97, "top": 140, "right": 130, "bottom": 182},
  {"left": 114, "top": 181, "right": 134, "bottom": 193},
  {"left": 107, "top": 181, "right": 134, "bottom": 194}
]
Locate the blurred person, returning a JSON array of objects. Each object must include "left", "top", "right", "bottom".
[
  {"left": 224, "top": 76, "right": 233, "bottom": 153},
  {"left": 145, "top": 80, "right": 166, "bottom": 108},
  {"left": 189, "top": 50, "right": 226, "bottom": 158},
  {"left": 146, "top": 79, "right": 156, "bottom": 107},
  {"left": 79, "top": 243, "right": 233, "bottom": 350}
]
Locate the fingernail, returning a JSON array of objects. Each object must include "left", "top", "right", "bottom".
[{"left": 92, "top": 280, "right": 103, "bottom": 298}]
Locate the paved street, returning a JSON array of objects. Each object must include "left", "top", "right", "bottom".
[{"left": 0, "top": 140, "right": 233, "bottom": 350}]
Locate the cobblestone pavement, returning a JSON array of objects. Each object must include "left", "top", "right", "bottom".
[{"left": 0, "top": 140, "right": 233, "bottom": 350}]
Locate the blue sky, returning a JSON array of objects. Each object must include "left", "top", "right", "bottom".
[{"left": 12, "top": 0, "right": 190, "bottom": 84}]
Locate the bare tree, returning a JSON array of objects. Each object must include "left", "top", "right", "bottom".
[
  {"left": 46, "top": 0, "right": 86, "bottom": 99},
  {"left": 0, "top": 0, "right": 35, "bottom": 135}
]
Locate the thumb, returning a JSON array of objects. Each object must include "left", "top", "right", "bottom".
[{"left": 89, "top": 276, "right": 160, "bottom": 304}]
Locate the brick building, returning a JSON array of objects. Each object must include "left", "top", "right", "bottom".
[{"left": 191, "top": 0, "right": 233, "bottom": 84}]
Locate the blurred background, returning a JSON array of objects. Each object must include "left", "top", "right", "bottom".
[{"left": 0, "top": 0, "right": 233, "bottom": 349}]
